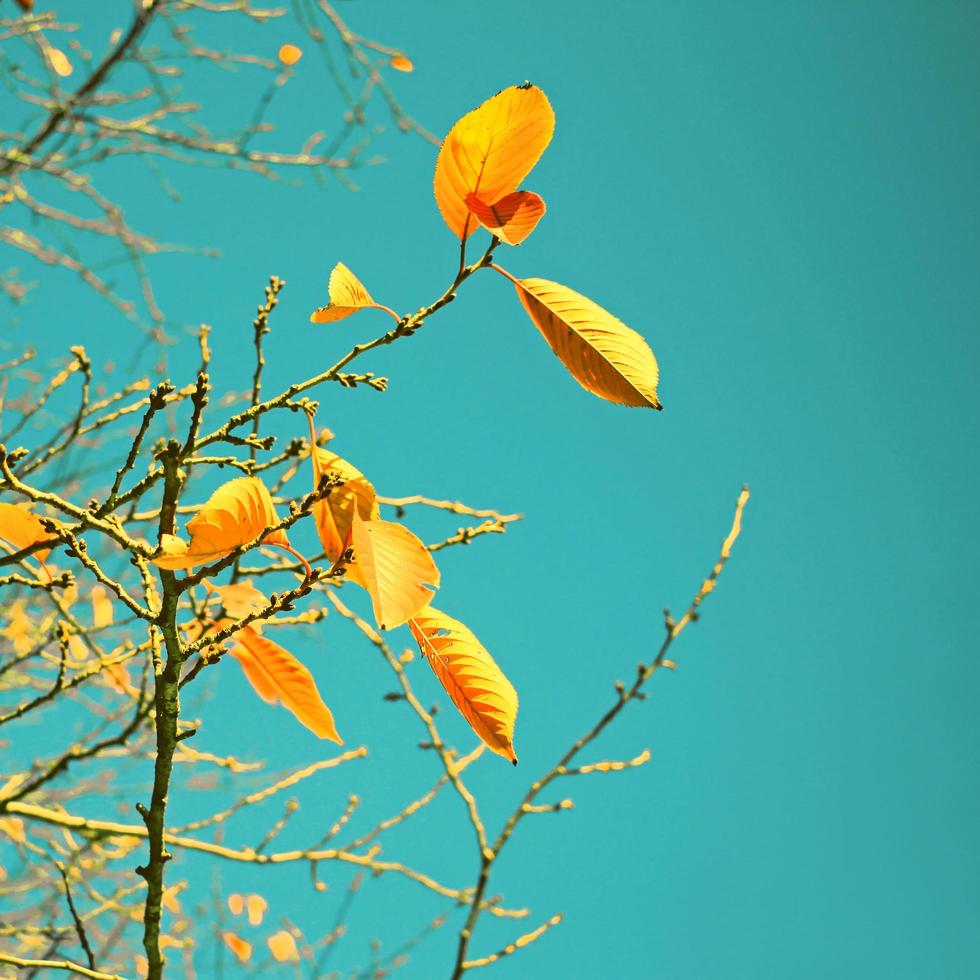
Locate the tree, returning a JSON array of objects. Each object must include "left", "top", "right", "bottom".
[{"left": 0, "top": 4, "right": 748, "bottom": 978}]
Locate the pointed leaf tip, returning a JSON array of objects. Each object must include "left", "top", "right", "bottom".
[
  {"left": 514, "top": 277, "right": 662, "bottom": 410},
  {"left": 409, "top": 607, "right": 518, "bottom": 763}
]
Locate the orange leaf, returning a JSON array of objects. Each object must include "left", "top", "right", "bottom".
[
  {"left": 227, "top": 894, "right": 244, "bottom": 916},
  {"left": 309, "top": 443, "right": 378, "bottom": 588},
  {"left": 389, "top": 53, "right": 413, "bottom": 73},
  {"left": 246, "top": 894, "right": 267, "bottom": 926},
  {"left": 152, "top": 477, "right": 288, "bottom": 570},
  {"left": 434, "top": 84, "right": 554, "bottom": 240},
  {"left": 409, "top": 607, "right": 519, "bottom": 764},
  {"left": 0, "top": 503, "right": 57, "bottom": 564},
  {"left": 513, "top": 276, "right": 662, "bottom": 410},
  {"left": 351, "top": 512, "right": 439, "bottom": 630},
  {"left": 278, "top": 43, "right": 302, "bottom": 66},
  {"left": 465, "top": 191, "right": 545, "bottom": 246},
  {"left": 268, "top": 930, "right": 299, "bottom": 962},
  {"left": 310, "top": 263, "right": 386, "bottom": 324},
  {"left": 230, "top": 626, "right": 342, "bottom": 743},
  {"left": 222, "top": 932, "right": 252, "bottom": 964}
]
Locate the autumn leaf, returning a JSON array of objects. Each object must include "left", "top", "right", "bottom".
[
  {"left": 0, "top": 503, "right": 57, "bottom": 564},
  {"left": 152, "top": 477, "right": 289, "bottom": 570},
  {"left": 227, "top": 894, "right": 244, "bottom": 916},
  {"left": 511, "top": 276, "right": 662, "bottom": 410},
  {"left": 246, "top": 894, "right": 267, "bottom": 926},
  {"left": 47, "top": 47, "right": 73, "bottom": 78},
  {"left": 230, "top": 626, "right": 342, "bottom": 743},
  {"left": 310, "top": 263, "right": 393, "bottom": 324},
  {"left": 278, "top": 43, "right": 302, "bottom": 66},
  {"left": 409, "top": 607, "right": 518, "bottom": 764},
  {"left": 389, "top": 53, "right": 413, "bottom": 73},
  {"left": 268, "top": 930, "right": 300, "bottom": 963},
  {"left": 465, "top": 190, "right": 545, "bottom": 246},
  {"left": 222, "top": 932, "right": 252, "bottom": 964},
  {"left": 309, "top": 439, "right": 378, "bottom": 586},
  {"left": 434, "top": 83, "right": 555, "bottom": 240},
  {"left": 91, "top": 585, "right": 113, "bottom": 629},
  {"left": 351, "top": 511, "right": 440, "bottom": 630},
  {"left": 208, "top": 580, "right": 269, "bottom": 622}
]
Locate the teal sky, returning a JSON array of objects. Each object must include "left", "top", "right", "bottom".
[{"left": 4, "top": 1, "right": 979, "bottom": 977}]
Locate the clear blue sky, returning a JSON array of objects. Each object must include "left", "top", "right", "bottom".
[{"left": 5, "top": 1, "right": 979, "bottom": 977}]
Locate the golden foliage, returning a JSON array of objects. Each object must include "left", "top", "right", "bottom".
[
  {"left": 246, "top": 893, "right": 267, "bottom": 926},
  {"left": 268, "top": 930, "right": 300, "bottom": 962},
  {"left": 466, "top": 190, "right": 546, "bottom": 246},
  {"left": 390, "top": 53, "right": 414, "bottom": 73},
  {"left": 434, "top": 84, "right": 554, "bottom": 240},
  {"left": 222, "top": 931, "right": 252, "bottom": 964},
  {"left": 513, "top": 277, "right": 662, "bottom": 410},
  {"left": 0, "top": 502, "right": 57, "bottom": 564},
  {"left": 47, "top": 47, "right": 73, "bottom": 78},
  {"left": 152, "top": 477, "right": 288, "bottom": 569},
  {"left": 278, "top": 43, "right": 302, "bottom": 66},
  {"left": 310, "top": 262, "right": 383, "bottom": 324},
  {"left": 352, "top": 511, "right": 440, "bottom": 631},
  {"left": 409, "top": 607, "right": 518, "bottom": 764},
  {"left": 230, "top": 626, "right": 342, "bottom": 743}
]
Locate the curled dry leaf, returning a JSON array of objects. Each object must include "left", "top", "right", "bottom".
[
  {"left": 222, "top": 931, "right": 252, "bottom": 964},
  {"left": 513, "top": 276, "right": 662, "bottom": 410},
  {"left": 268, "top": 930, "right": 300, "bottom": 963},
  {"left": 278, "top": 43, "right": 302, "bottom": 66},
  {"left": 465, "top": 190, "right": 546, "bottom": 246},
  {"left": 352, "top": 511, "right": 440, "bottom": 631},
  {"left": 0, "top": 502, "right": 58, "bottom": 564},
  {"left": 230, "top": 626, "right": 342, "bottom": 743},
  {"left": 152, "top": 477, "right": 289, "bottom": 570},
  {"left": 434, "top": 83, "right": 555, "bottom": 240},
  {"left": 310, "top": 263, "right": 386, "bottom": 324},
  {"left": 409, "top": 607, "right": 518, "bottom": 764}
]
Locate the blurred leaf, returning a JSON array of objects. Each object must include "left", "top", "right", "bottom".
[
  {"left": 390, "top": 53, "right": 413, "bottom": 72},
  {"left": 222, "top": 931, "right": 251, "bottom": 964},
  {"left": 230, "top": 626, "right": 342, "bottom": 743},
  {"left": 268, "top": 930, "right": 300, "bottom": 962},
  {"left": 152, "top": 477, "right": 288, "bottom": 570},
  {"left": 513, "top": 277, "right": 662, "bottom": 409},
  {"left": 434, "top": 83, "right": 554, "bottom": 240},
  {"left": 47, "top": 47, "right": 73, "bottom": 77},
  {"left": 409, "top": 607, "right": 519, "bottom": 764},
  {"left": 351, "top": 511, "right": 439, "bottom": 630},
  {"left": 90, "top": 585, "right": 113, "bottom": 629},
  {"left": 278, "top": 43, "right": 302, "bottom": 66}
]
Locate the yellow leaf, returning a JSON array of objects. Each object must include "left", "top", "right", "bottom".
[
  {"left": 246, "top": 894, "right": 267, "bottom": 926},
  {"left": 0, "top": 816, "right": 26, "bottom": 844},
  {"left": 0, "top": 503, "right": 57, "bottom": 564},
  {"left": 222, "top": 932, "right": 252, "bottom": 964},
  {"left": 227, "top": 894, "right": 244, "bottom": 916},
  {"left": 351, "top": 511, "right": 439, "bottom": 631},
  {"left": 513, "top": 276, "right": 662, "bottom": 410},
  {"left": 309, "top": 441, "right": 378, "bottom": 588},
  {"left": 268, "top": 930, "right": 299, "bottom": 963},
  {"left": 91, "top": 585, "right": 113, "bottom": 629},
  {"left": 47, "top": 47, "right": 73, "bottom": 78},
  {"left": 465, "top": 190, "right": 546, "bottom": 246},
  {"left": 409, "top": 607, "right": 518, "bottom": 764},
  {"left": 209, "top": 580, "right": 269, "bottom": 622},
  {"left": 102, "top": 661, "right": 132, "bottom": 695},
  {"left": 152, "top": 477, "right": 289, "bottom": 569},
  {"left": 230, "top": 626, "right": 342, "bottom": 743},
  {"left": 310, "top": 263, "right": 386, "bottom": 324},
  {"left": 434, "top": 84, "right": 555, "bottom": 240},
  {"left": 278, "top": 43, "right": 302, "bottom": 66},
  {"left": 389, "top": 53, "right": 413, "bottom": 73}
]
